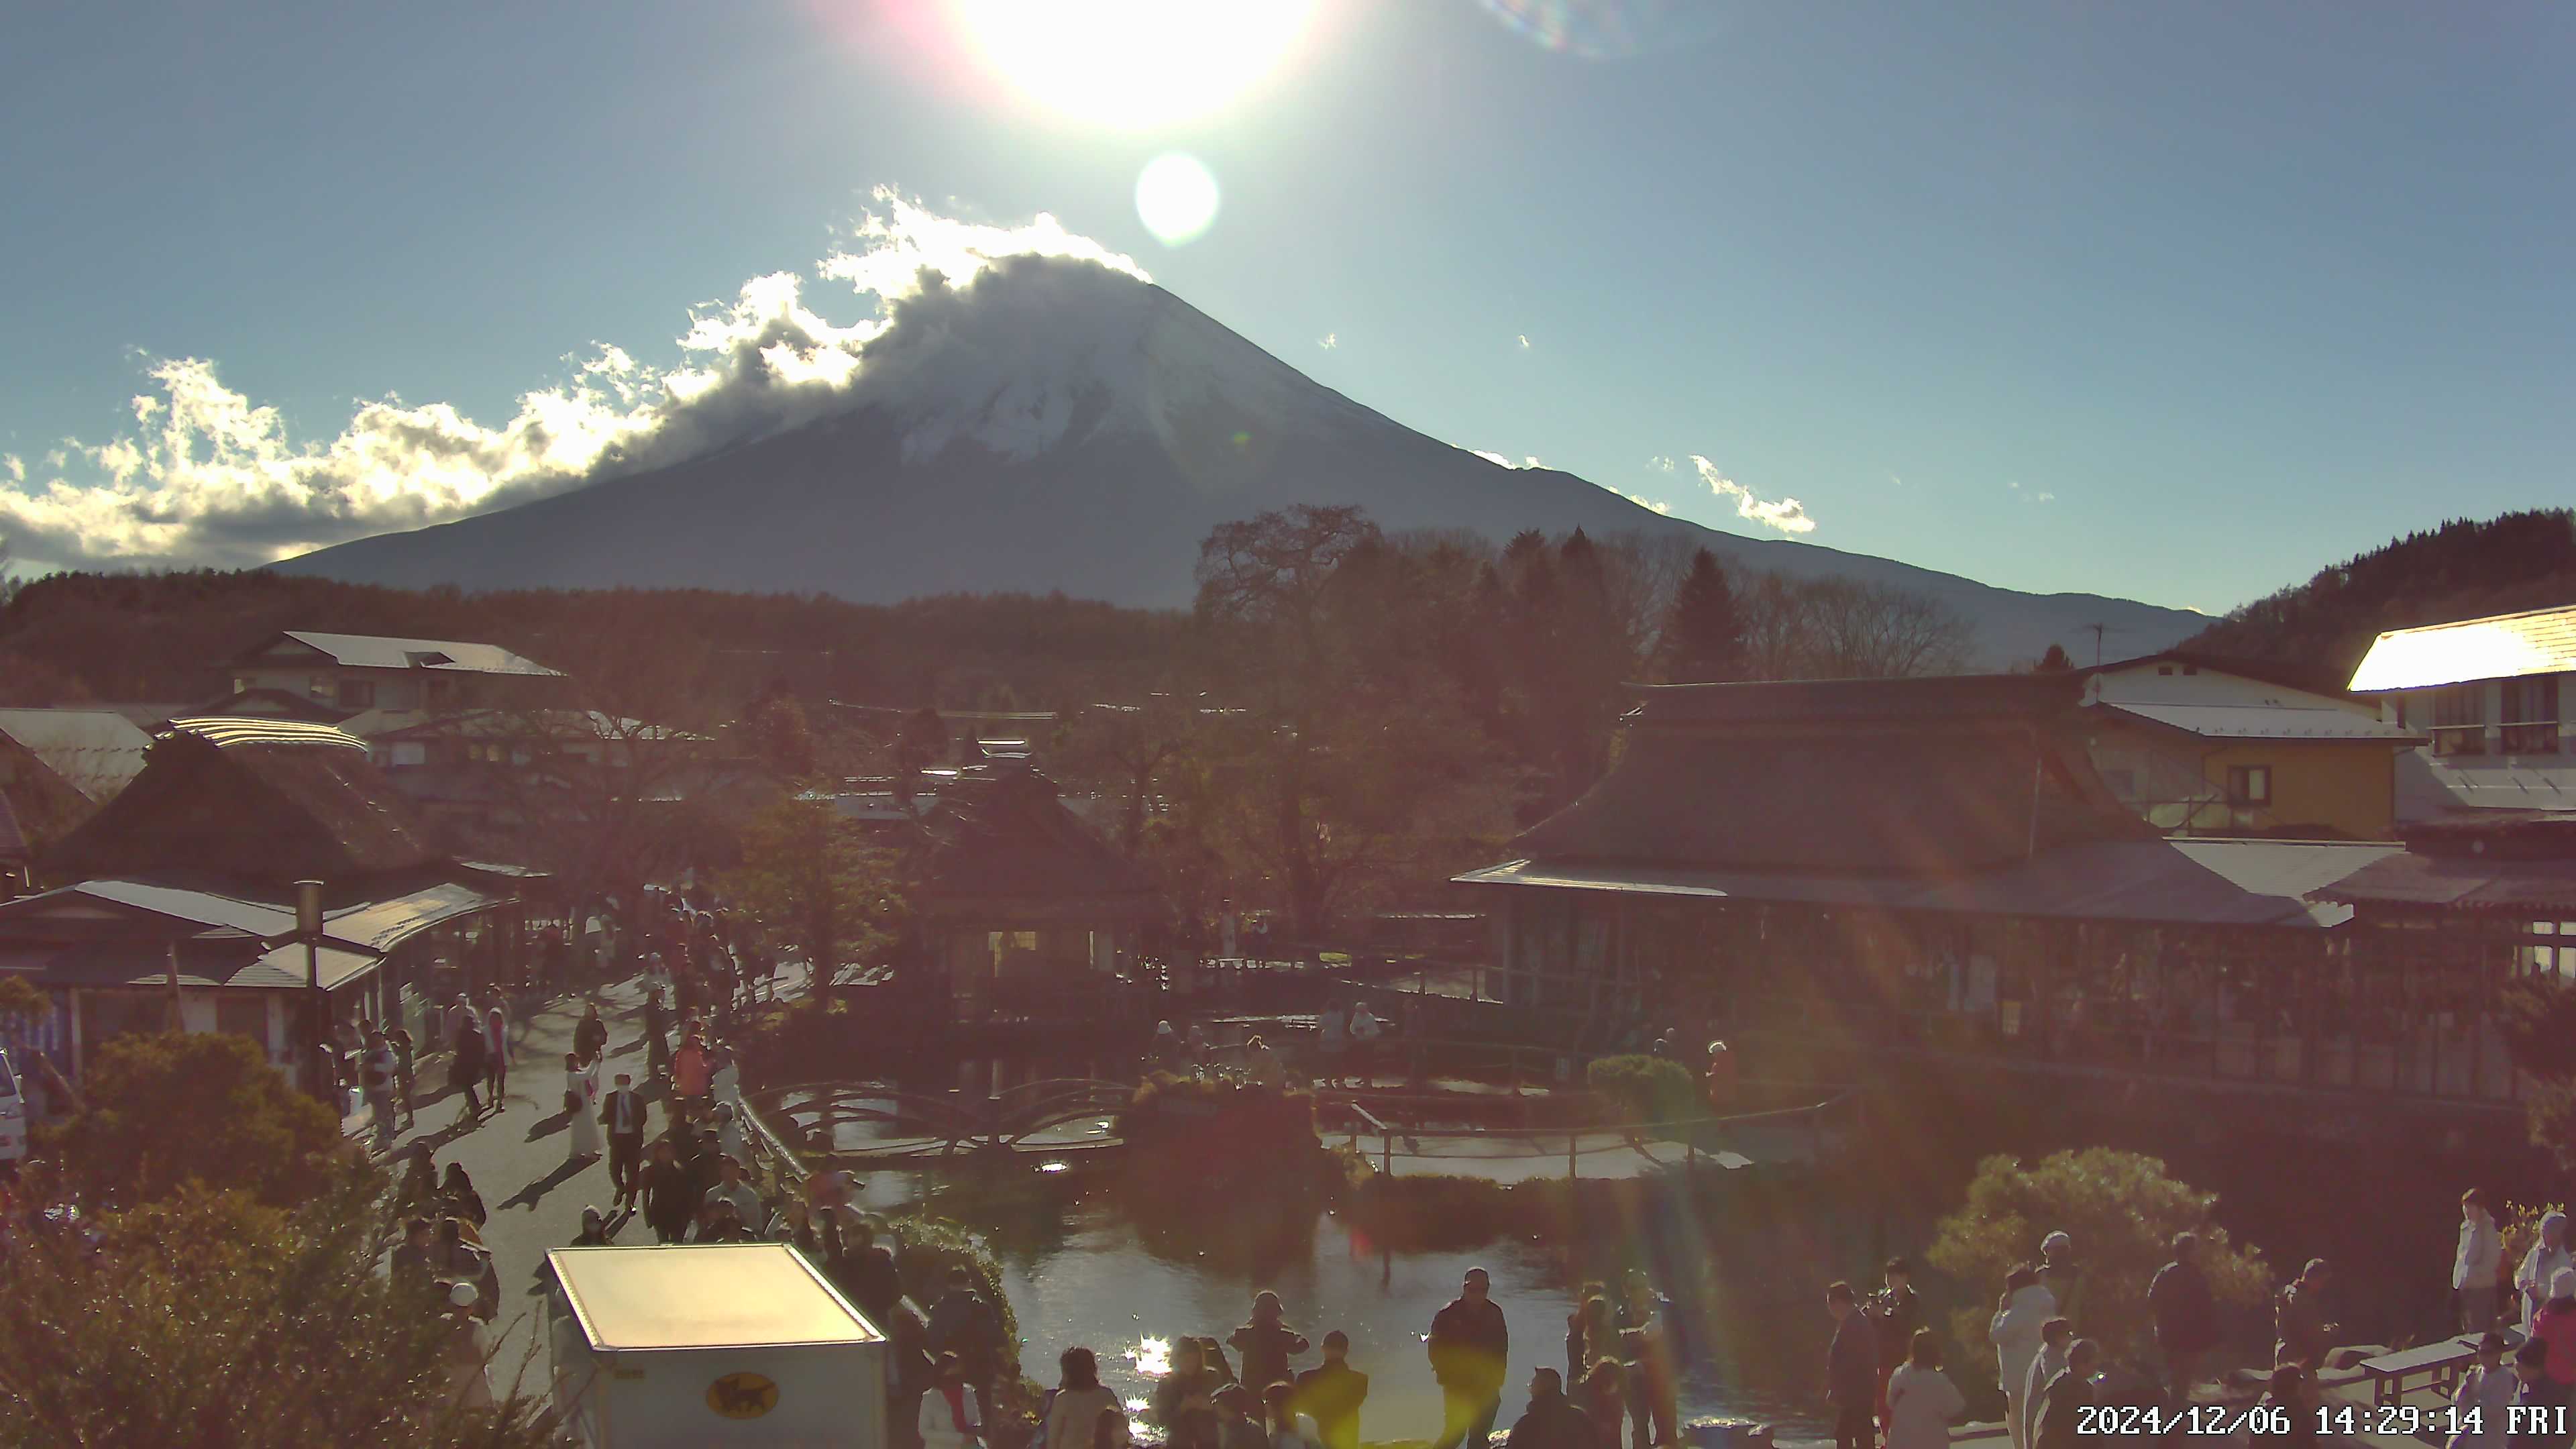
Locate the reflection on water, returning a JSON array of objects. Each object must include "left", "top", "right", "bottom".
[{"left": 902, "top": 1175, "right": 1841, "bottom": 1441}]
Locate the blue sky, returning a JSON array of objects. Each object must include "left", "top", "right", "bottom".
[{"left": 3, "top": 1, "right": 2570, "bottom": 611}]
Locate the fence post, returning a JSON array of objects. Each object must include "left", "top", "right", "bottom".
[
  {"left": 1383, "top": 1130, "right": 1393, "bottom": 1179},
  {"left": 1568, "top": 1130, "right": 1578, "bottom": 1181}
]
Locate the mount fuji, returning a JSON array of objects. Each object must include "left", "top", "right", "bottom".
[{"left": 278, "top": 257, "right": 2200, "bottom": 664}]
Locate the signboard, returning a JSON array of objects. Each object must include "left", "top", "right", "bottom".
[{"left": 706, "top": 1372, "right": 780, "bottom": 1419}]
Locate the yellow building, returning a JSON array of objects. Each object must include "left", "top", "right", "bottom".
[{"left": 2079, "top": 653, "right": 2425, "bottom": 841}]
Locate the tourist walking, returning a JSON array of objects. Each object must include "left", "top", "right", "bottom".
[
  {"left": 2020, "top": 1321, "right": 2073, "bottom": 1449},
  {"left": 1293, "top": 1330, "right": 1369, "bottom": 1449},
  {"left": 388, "top": 1023, "right": 417, "bottom": 1128},
  {"left": 1871, "top": 1258, "right": 1922, "bottom": 1439},
  {"left": 642, "top": 1138, "right": 696, "bottom": 1243},
  {"left": 1884, "top": 1330, "right": 1966, "bottom": 1449},
  {"left": 701, "top": 1155, "right": 765, "bottom": 1236},
  {"left": 2510, "top": 1341, "right": 2556, "bottom": 1449},
  {"left": 575, "top": 1002, "right": 609, "bottom": 1067},
  {"left": 360, "top": 1028, "right": 398, "bottom": 1151},
  {"left": 1046, "top": 1347, "right": 1123, "bottom": 1449},
  {"left": 447, "top": 1008, "right": 488, "bottom": 1120},
  {"left": 1157, "top": 1336, "right": 1224, "bottom": 1449},
  {"left": 2528, "top": 1271, "right": 2576, "bottom": 1403},
  {"left": 481, "top": 993, "right": 511, "bottom": 1104},
  {"left": 2274, "top": 1258, "right": 2339, "bottom": 1373},
  {"left": 1991, "top": 1267, "right": 2054, "bottom": 1449},
  {"left": 643, "top": 984, "right": 673, "bottom": 1081},
  {"left": 2032, "top": 1340, "right": 2099, "bottom": 1449},
  {"left": 2149, "top": 1232, "right": 2218, "bottom": 1397},
  {"left": 1825, "top": 1281, "right": 1878, "bottom": 1449},
  {"left": 1505, "top": 1368, "right": 1595, "bottom": 1449},
  {"left": 2519, "top": 1214, "right": 2573, "bottom": 1335},
  {"left": 2461, "top": 1190, "right": 2504, "bottom": 1334},
  {"left": 1430, "top": 1267, "right": 1511, "bottom": 1449},
  {"left": 2452, "top": 1332, "right": 2516, "bottom": 1449},
  {"left": 1617, "top": 1271, "right": 1675, "bottom": 1449},
  {"left": 564, "top": 1051, "right": 602, "bottom": 1163},
  {"left": 928, "top": 1265, "right": 1005, "bottom": 1430},
  {"left": 602, "top": 1071, "right": 648, "bottom": 1209},
  {"left": 442, "top": 1282, "right": 497, "bottom": 1412},
  {"left": 1231, "top": 1291, "right": 1310, "bottom": 1395},
  {"left": 921, "top": 1352, "right": 986, "bottom": 1449}
]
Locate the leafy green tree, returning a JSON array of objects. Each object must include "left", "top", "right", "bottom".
[
  {"left": 1927, "top": 1149, "right": 2271, "bottom": 1375},
  {"left": 2034, "top": 642, "right": 2075, "bottom": 673},
  {"left": 1656, "top": 546, "right": 1746, "bottom": 683},
  {"left": 722, "top": 796, "right": 904, "bottom": 989},
  {"left": 0, "top": 1175, "right": 553, "bottom": 1447},
  {"left": 50, "top": 1030, "right": 341, "bottom": 1210}
]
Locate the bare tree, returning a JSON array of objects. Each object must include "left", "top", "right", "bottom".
[{"left": 1735, "top": 574, "right": 1977, "bottom": 680}]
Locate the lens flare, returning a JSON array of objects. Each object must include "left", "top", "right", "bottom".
[
  {"left": 1136, "top": 154, "right": 1221, "bottom": 246},
  {"left": 953, "top": 0, "right": 1316, "bottom": 128}
]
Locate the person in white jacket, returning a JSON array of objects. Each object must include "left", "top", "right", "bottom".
[
  {"left": 2020, "top": 1319, "right": 2074, "bottom": 1449},
  {"left": 1885, "top": 1330, "right": 1968, "bottom": 1449},
  {"left": 922, "top": 1352, "right": 986, "bottom": 1449},
  {"left": 2516, "top": 1213, "right": 2571, "bottom": 1334},
  {"left": 1990, "top": 1267, "right": 2057, "bottom": 1449},
  {"left": 2457, "top": 1189, "right": 2502, "bottom": 1334}
]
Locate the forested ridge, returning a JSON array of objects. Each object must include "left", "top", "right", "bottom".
[{"left": 2180, "top": 509, "right": 2576, "bottom": 688}]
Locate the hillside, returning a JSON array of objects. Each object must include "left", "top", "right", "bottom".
[
  {"left": 2181, "top": 509, "right": 2576, "bottom": 687},
  {"left": 275, "top": 262, "right": 2202, "bottom": 668}
]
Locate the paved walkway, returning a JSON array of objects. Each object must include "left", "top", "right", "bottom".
[{"left": 380, "top": 972, "right": 671, "bottom": 1394}]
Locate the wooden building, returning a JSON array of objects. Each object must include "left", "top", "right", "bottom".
[
  {"left": 908, "top": 761, "right": 1163, "bottom": 1024},
  {"left": 1451, "top": 674, "right": 2535, "bottom": 1106},
  {"left": 0, "top": 716, "right": 545, "bottom": 1093}
]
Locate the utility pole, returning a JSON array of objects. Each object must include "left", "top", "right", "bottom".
[{"left": 297, "top": 879, "right": 328, "bottom": 1105}]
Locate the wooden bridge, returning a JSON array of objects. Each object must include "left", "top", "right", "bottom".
[{"left": 745, "top": 1077, "right": 1136, "bottom": 1166}]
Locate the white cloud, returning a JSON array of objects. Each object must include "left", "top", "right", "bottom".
[
  {"left": 2005, "top": 480, "right": 2055, "bottom": 505},
  {"left": 1516, "top": 334, "right": 1531, "bottom": 350},
  {"left": 0, "top": 187, "right": 1156, "bottom": 572},
  {"left": 1621, "top": 491, "right": 1672, "bottom": 516},
  {"left": 2, "top": 455, "right": 20, "bottom": 484},
  {"left": 1466, "top": 448, "right": 1544, "bottom": 470},
  {"left": 2036, "top": 490, "right": 2056, "bottom": 503},
  {"left": 1317, "top": 333, "right": 1337, "bottom": 350},
  {"left": 1888, "top": 472, "right": 1902, "bottom": 488},
  {"left": 1648, "top": 455, "right": 1675, "bottom": 472},
  {"left": 1687, "top": 454, "right": 1816, "bottom": 536}
]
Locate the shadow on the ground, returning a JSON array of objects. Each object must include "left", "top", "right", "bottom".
[
  {"left": 526, "top": 1108, "right": 572, "bottom": 1142},
  {"left": 499, "top": 1155, "right": 596, "bottom": 1214}
]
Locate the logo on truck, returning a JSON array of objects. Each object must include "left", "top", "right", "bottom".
[{"left": 706, "top": 1371, "right": 780, "bottom": 1419}]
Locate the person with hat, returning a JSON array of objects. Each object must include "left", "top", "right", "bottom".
[{"left": 443, "top": 1281, "right": 496, "bottom": 1411}]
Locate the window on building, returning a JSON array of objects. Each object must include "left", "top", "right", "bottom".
[
  {"left": 337, "top": 679, "right": 375, "bottom": 709},
  {"left": 388, "top": 741, "right": 427, "bottom": 768},
  {"left": 2502, "top": 676, "right": 2561, "bottom": 755},
  {"left": 2226, "top": 765, "right": 2271, "bottom": 807},
  {"left": 309, "top": 674, "right": 333, "bottom": 699},
  {"left": 2430, "top": 685, "right": 2488, "bottom": 757}
]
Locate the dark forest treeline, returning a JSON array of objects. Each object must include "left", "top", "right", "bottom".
[
  {"left": 2180, "top": 508, "right": 2576, "bottom": 688},
  {"left": 0, "top": 570, "right": 1190, "bottom": 717}
]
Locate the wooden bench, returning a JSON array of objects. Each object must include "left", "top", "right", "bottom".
[{"left": 2358, "top": 1338, "right": 2481, "bottom": 1407}]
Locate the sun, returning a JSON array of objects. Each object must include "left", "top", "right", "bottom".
[{"left": 953, "top": 0, "right": 1317, "bottom": 129}]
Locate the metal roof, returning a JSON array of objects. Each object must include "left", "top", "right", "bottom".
[
  {"left": 71, "top": 879, "right": 298, "bottom": 935},
  {"left": 2312, "top": 852, "right": 2576, "bottom": 914},
  {"left": 325, "top": 881, "right": 500, "bottom": 953},
  {"left": 273, "top": 631, "right": 563, "bottom": 678},
  {"left": 0, "top": 709, "right": 155, "bottom": 799},
  {"left": 2094, "top": 700, "right": 2426, "bottom": 743},
  {"left": 548, "top": 1244, "right": 883, "bottom": 1352},
  {"left": 159, "top": 716, "right": 370, "bottom": 752},
  {"left": 1456, "top": 838, "right": 2398, "bottom": 930},
  {"left": 227, "top": 941, "right": 381, "bottom": 991},
  {"left": 2348, "top": 604, "right": 2576, "bottom": 692}
]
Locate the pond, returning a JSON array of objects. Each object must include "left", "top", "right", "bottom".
[{"left": 878, "top": 1167, "right": 1867, "bottom": 1444}]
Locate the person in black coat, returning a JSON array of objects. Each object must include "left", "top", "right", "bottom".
[
  {"left": 1430, "top": 1269, "right": 1511, "bottom": 1449},
  {"left": 2034, "top": 1340, "right": 2101, "bottom": 1449},
  {"left": 641, "top": 1139, "right": 697, "bottom": 1244},
  {"left": 1825, "top": 1281, "right": 1879, "bottom": 1449},
  {"left": 2148, "top": 1233, "right": 2219, "bottom": 1397},
  {"left": 1293, "top": 1330, "right": 1371, "bottom": 1449},
  {"left": 447, "top": 1017, "right": 487, "bottom": 1120},
  {"left": 1506, "top": 1369, "right": 1596, "bottom": 1449}
]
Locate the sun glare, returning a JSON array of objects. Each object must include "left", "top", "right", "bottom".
[
  {"left": 953, "top": 0, "right": 1316, "bottom": 128},
  {"left": 1136, "top": 154, "right": 1220, "bottom": 245}
]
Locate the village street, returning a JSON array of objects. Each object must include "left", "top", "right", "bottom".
[{"left": 380, "top": 970, "right": 680, "bottom": 1396}]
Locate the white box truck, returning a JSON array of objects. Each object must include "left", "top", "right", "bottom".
[{"left": 545, "top": 1243, "right": 890, "bottom": 1448}]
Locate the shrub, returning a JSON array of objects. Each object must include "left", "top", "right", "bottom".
[
  {"left": 1927, "top": 1148, "right": 2271, "bottom": 1380},
  {"left": 0, "top": 1173, "right": 552, "bottom": 1446},
  {"left": 1587, "top": 1055, "right": 1699, "bottom": 1124},
  {"left": 889, "top": 1210, "right": 1021, "bottom": 1351},
  {"left": 1121, "top": 1073, "right": 1320, "bottom": 1185},
  {"left": 48, "top": 1030, "right": 343, "bottom": 1209}
]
